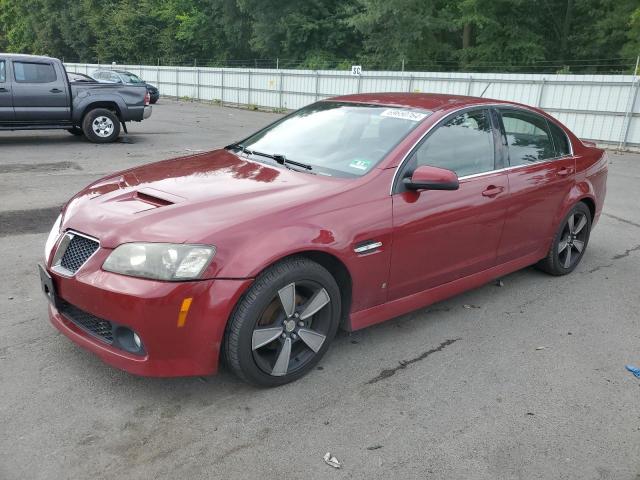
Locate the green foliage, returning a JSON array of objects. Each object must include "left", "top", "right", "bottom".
[{"left": 0, "top": 0, "right": 637, "bottom": 72}]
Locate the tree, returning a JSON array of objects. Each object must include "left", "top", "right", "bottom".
[{"left": 0, "top": 0, "right": 637, "bottom": 73}]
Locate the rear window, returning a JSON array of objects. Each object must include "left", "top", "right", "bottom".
[
  {"left": 501, "top": 110, "right": 555, "bottom": 165},
  {"left": 14, "top": 62, "right": 57, "bottom": 83},
  {"left": 548, "top": 120, "right": 571, "bottom": 157},
  {"left": 0, "top": 61, "right": 5, "bottom": 82}
]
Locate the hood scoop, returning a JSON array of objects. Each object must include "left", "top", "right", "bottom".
[
  {"left": 101, "top": 187, "right": 185, "bottom": 214},
  {"left": 135, "top": 190, "right": 175, "bottom": 207}
]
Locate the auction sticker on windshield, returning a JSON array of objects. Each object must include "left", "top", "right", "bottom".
[
  {"left": 348, "top": 159, "right": 372, "bottom": 171},
  {"left": 380, "top": 109, "right": 428, "bottom": 122}
]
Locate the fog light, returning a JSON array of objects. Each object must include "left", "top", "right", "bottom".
[{"left": 114, "top": 327, "right": 144, "bottom": 355}]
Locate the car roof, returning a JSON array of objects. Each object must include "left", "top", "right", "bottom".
[
  {"left": 93, "top": 69, "right": 133, "bottom": 74},
  {"left": 328, "top": 92, "right": 522, "bottom": 113},
  {"left": 0, "top": 53, "right": 54, "bottom": 62}
]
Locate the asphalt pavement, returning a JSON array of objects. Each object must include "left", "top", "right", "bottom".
[{"left": 1, "top": 100, "right": 639, "bottom": 480}]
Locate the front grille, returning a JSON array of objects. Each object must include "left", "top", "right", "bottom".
[
  {"left": 59, "top": 234, "right": 99, "bottom": 274},
  {"left": 58, "top": 300, "right": 114, "bottom": 344}
]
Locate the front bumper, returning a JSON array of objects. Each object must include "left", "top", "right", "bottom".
[
  {"left": 44, "top": 257, "right": 252, "bottom": 377},
  {"left": 143, "top": 105, "right": 153, "bottom": 119}
]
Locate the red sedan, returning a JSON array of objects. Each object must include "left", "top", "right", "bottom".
[{"left": 39, "top": 93, "right": 608, "bottom": 386}]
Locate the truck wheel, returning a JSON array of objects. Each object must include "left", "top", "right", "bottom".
[
  {"left": 82, "top": 108, "right": 121, "bottom": 143},
  {"left": 67, "top": 127, "right": 84, "bottom": 136}
]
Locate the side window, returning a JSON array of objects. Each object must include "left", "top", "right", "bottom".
[
  {"left": 414, "top": 109, "right": 495, "bottom": 177},
  {"left": 109, "top": 72, "right": 121, "bottom": 83},
  {"left": 0, "top": 60, "right": 5, "bottom": 82},
  {"left": 501, "top": 110, "right": 554, "bottom": 165},
  {"left": 547, "top": 120, "right": 571, "bottom": 157},
  {"left": 13, "top": 62, "right": 57, "bottom": 83}
]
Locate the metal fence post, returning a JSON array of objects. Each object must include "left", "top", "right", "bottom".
[
  {"left": 248, "top": 69, "right": 252, "bottom": 106},
  {"left": 357, "top": 74, "right": 362, "bottom": 93},
  {"left": 407, "top": 75, "right": 414, "bottom": 92},
  {"left": 621, "top": 78, "right": 640, "bottom": 148},
  {"left": 315, "top": 71, "right": 320, "bottom": 101},
  {"left": 196, "top": 68, "right": 200, "bottom": 101},
  {"left": 536, "top": 79, "right": 546, "bottom": 107},
  {"left": 466, "top": 76, "right": 473, "bottom": 95},
  {"left": 175, "top": 67, "right": 179, "bottom": 100},
  {"left": 221, "top": 69, "right": 225, "bottom": 106},
  {"left": 279, "top": 71, "right": 284, "bottom": 110},
  {"left": 618, "top": 56, "right": 640, "bottom": 149}
]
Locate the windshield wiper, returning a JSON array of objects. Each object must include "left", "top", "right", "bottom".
[
  {"left": 224, "top": 142, "right": 247, "bottom": 152},
  {"left": 271, "top": 154, "right": 313, "bottom": 171},
  {"left": 225, "top": 144, "right": 313, "bottom": 171}
]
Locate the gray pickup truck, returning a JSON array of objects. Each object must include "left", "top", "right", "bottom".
[{"left": 0, "top": 54, "right": 151, "bottom": 143}]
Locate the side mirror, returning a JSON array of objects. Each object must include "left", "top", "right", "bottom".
[{"left": 403, "top": 165, "right": 459, "bottom": 191}]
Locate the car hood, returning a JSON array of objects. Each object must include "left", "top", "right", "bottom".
[{"left": 62, "top": 149, "right": 349, "bottom": 248}]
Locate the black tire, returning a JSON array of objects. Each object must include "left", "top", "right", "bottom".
[
  {"left": 537, "top": 202, "right": 592, "bottom": 275},
  {"left": 224, "top": 257, "right": 341, "bottom": 387},
  {"left": 67, "top": 127, "right": 84, "bottom": 136},
  {"left": 82, "top": 108, "right": 121, "bottom": 143}
]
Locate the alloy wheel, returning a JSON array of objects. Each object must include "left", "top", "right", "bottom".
[
  {"left": 557, "top": 211, "right": 588, "bottom": 268},
  {"left": 92, "top": 116, "right": 115, "bottom": 138},
  {"left": 251, "top": 280, "right": 331, "bottom": 377}
]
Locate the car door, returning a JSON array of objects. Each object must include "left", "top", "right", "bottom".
[
  {"left": 0, "top": 58, "right": 15, "bottom": 122},
  {"left": 388, "top": 108, "right": 510, "bottom": 300},
  {"left": 11, "top": 59, "right": 70, "bottom": 122},
  {"left": 495, "top": 108, "right": 576, "bottom": 263}
]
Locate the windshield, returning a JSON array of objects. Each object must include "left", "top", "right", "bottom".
[
  {"left": 236, "top": 102, "right": 430, "bottom": 177},
  {"left": 121, "top": 72, "right": 144, "bottom": 84}
]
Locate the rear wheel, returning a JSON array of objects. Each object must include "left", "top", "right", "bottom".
[
  {"left": 537, "top": 202, "right": 591, "bottom": 275},
  {"left": 224, "top": 257, "right": 341, "bottom": 387},
  {"left": 82, "top": 108, "right": 121, "bottom": 143}
]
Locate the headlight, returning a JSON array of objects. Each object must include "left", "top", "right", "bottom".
[
  {"left": 44, "top": 214, "right": 62, "bottom": 262},
  {"left": 103, "top": 243, "right": 215, "bottom": 281}
]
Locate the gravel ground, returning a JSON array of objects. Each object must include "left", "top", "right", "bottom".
[{"left": 1, "top": 100, "right": 639, "bottom": 480}]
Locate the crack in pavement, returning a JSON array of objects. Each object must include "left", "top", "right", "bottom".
[
  {"left": 583, "top": 263, "right": 613, "bottom": 274},
  {"left": 366, "top": 338, "right": 461, "bottom": 384},
  {"left": 603, "top": 213, "right": 640, "bottom": 229},
  {"left": 612, "top": 244, "right": 640, "bottom": 260}
]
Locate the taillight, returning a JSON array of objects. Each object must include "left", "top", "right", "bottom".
[{"left": 144, "top": 92, "right": 150, "bottom": 105}]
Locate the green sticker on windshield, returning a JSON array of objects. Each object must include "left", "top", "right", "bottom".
[{"left": 349, "top": 159, "right": 371, "bottom": 171}]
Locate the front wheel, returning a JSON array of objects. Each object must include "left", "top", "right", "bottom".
[
  {"left": 224, "top": 257, "right": 341, "bottom": 387},
  {"left": 82, "top": 108, "right": 121, "bottom": 143},
  {"left": 537, "top": 202, "right": 592, "bottom": 275}
]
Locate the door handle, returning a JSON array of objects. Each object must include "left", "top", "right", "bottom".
[
  {"left": 0, "top": 87, "right": 8, "bottom": 93},
  {"left": 556, "top": 166, "right": 574, "bottom": 177},
  {"left": 482, "top": 185, "right": 505, "bottom": 197},
  {"left": 49, "top": 88, "right": 62, "bottom": 93}
]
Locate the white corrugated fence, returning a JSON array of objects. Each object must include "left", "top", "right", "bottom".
[{"left": 66, "top": 62, "right": 640, "bottom": 148}]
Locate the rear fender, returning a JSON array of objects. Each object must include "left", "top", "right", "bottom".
[
  {"left": 72, "top": 95, "right": 128, "bottom": 124},
  {"left": 548, "top": 182, "right": 596, "bottom": 250}
]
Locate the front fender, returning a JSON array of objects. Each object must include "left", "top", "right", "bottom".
[{"left": 203, "top": 201, "right": 394, "bottom": 314}]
